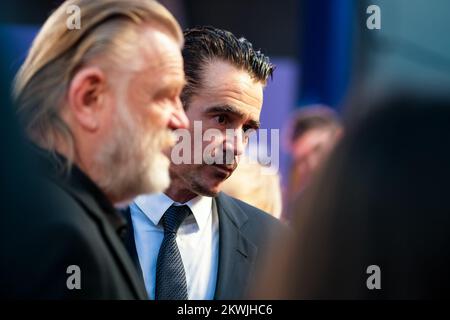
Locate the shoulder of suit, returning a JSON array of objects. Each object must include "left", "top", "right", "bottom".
[
  {"left": 218, "top": 192, "right": 283, "bottom": 230},
  {"left": 35, "top": 175, "right": 106, "bottom": 241}
]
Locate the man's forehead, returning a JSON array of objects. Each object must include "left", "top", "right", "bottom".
[
  {"left": 201, "top": 60, "right": 260, "bottom": 88},
  {"left": 190, "top": 91, "right": 263, "bottom": 123},
  {"left": 196, "top": 63, "right": 264, "bottom": 111},
  {"left": 296, "top": 129, "right": 333, "bottom": 150},
  {"left": 140, "top": 23, "right": 183, "bottom": 48},
  {"left": 136, "top": 26, "right": 183, "bottom": 65},
  {"left": 130, "top": 41, "right": 184, "bottom": 87}
]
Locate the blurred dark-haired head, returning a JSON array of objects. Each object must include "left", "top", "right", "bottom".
[
  {"left": 258, "top": 93, "right": 450, "bottom": 299},
  {"left": 286, "top": 105, "right": 343, "bottom": 208}
]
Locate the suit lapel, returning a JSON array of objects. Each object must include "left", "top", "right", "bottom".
[
  {"left": 60, "top": 185, "right": 148, "bottom": 299},
  {"left": 214, "top": 192, "right": 258, "bottom": 299}
]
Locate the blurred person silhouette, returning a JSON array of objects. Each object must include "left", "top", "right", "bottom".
[
  {"left": 254, "top": 93, "right": 450, "bottom": 299},
  {"left": 285, "top": 105, "right": 342, "bottom": 221},
  {"left": 122, "top": 26, "right": 284, "bottom": 300},
  {"left": 4, "top": 0, "right": 189, "bottom": 299},
  {"left": 0, "top": 34, "right": 53, "bottom": 299},
  {"left": 221, "top": 155, "right": 282, "bottom": 219},
  {"left": 287, "top": 106, "right": 342, "bottom": 197}
]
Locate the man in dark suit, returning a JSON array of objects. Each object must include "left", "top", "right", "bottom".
[
  {"left": 1, "top": 0, "right": 188, "bottom": 299},
  {"left": 123, "top": 26, "right": 283, "bottom": 300}
]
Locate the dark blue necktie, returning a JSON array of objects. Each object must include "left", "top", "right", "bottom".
[{"left": 155, "top": 204, "right": 191, "bottom": 300}]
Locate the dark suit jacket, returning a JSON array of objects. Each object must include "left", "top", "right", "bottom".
[
  {"left": 122, "top": 191, "right": 284, "bottom": 300},
  {"left": 1, "top": 149, "right": 147, "bottom": 299}
]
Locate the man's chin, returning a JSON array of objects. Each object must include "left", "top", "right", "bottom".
[
  {"left": 192, "top": 179, "right": 223, "bottom": 198},
  {"left": 151, "top": 156, "right": 171, "bottom": 192},
  {"left": 195, "top": 188, "right": 220, "bottom": 198},
  {"left": 152, "top": 174, "right": 171, "bottom": 193},
  {"left": 140, "top": 153, "right": 171, "bottom": 194}
]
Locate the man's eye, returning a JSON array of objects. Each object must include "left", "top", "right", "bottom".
[{"left": 215, "top": 115, "right": 227, "bottom": 124}]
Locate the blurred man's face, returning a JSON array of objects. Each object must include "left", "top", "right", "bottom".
[
  {"left": 292, "top": 127, "right": 338, "bottom": 191},
  {"left": 169, "top": 60, "right": 264, "bottom": 200},
  {"left": 95, "top": 27, "right": 188, "bottom": 203}
]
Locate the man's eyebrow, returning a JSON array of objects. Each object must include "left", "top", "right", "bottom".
[
  {"left": 247, "top": 119, "right": 261, "bottom": 130},
  {"left": 165, "top": 78, "right": 187, "bottom": 90},
  {"left": 157, "top": 76, "right": 187, "bottom": 91},
  {"left": 204, "top": 104, "right": 261, "bottom": 129},
  {"left": 205, "top": 105, "right": 245, "bottom": 117}
]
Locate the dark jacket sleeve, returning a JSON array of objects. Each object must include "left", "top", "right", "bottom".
[
  {"left": 2, "top": 180, "right": 118, "bottom": 299},
  {"left": 4, "top": 216, "right": 113, "bottom": 299}
]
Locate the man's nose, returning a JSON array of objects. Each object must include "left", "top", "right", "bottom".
[
  {"left": 224, "top": 129, "right": 245, "bottom": 157},
  {"left": 168, "top": 98, "right": 189, "bottom": 130}
]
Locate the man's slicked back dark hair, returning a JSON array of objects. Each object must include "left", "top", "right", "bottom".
[{"left": 181, "top": 26, "right": 275, "bottom": 107}]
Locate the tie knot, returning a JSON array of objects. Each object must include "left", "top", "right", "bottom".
[{"left": 162, "top": 204, "right": 191, "bottom": 234}]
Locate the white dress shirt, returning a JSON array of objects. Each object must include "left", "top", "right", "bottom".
[{"left": 130, "top": 193, "right": 219, "bottom": 300}]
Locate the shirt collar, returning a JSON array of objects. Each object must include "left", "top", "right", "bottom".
[{"left": 134, "top": 193, "right": 212, "bottom": 230}]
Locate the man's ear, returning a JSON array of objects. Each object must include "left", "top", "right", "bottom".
[{"left": 67, "top": 67, "right": 107, "bottom": 131}]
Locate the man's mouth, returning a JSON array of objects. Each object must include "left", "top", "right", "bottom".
[{"left": 211, "top": 163, "right": 236, "bottom": 176}]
